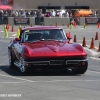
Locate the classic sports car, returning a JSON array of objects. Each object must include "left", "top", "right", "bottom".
[{"left": 8, "top": 26, "right": 88, "bottom": 74}]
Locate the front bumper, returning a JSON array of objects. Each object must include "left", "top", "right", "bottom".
[{"left": 24, "top": 59, "right": 88, "bottom": 66}]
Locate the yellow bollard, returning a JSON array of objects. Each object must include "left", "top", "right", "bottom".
[
  {"left": 4, "top": 29, "right": 8, "bottom": 38},
  {"left": 16, "top": 28, "right": 20, "bottom": 38}
]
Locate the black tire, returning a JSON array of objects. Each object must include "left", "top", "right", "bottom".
[
  {"left": 8, "top": 50, "right": 16, "bottom": 69},
  {"left": 72, "top": 61, "right": 88, "bottom": 74}
]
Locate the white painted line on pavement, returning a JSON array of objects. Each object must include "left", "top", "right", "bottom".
[
  {"left": 79, "top": 43, "right": 99, "bottom": 56},
  {"left": 12, "top": 34, "right": 16, "bottom": 36},
  {"left": 1, "top": 31, "right": 4, "bottom": 32},
  {"left": 0, "top": 82, "right": 23, "bottom": 84},
  {"left": 9, "top": 37, "right": 15, "bottom": 38},
  {"left": 90, "top": 57, "right": 100, "bottom": 60},
  {"left": 34, "top": 80, "right": 100, "bottom": 82},
  {"left": 0, "top": 73, "right": 36, "bottom": 83},
  {"left": 0, "top": 71, "right": 100, "bottom": 83},
  {"left": 88, "top": 70, "right": 100, "bottom": 73},
  {"left": 84, "top": 47, "right": 98, "bottom": 56}
]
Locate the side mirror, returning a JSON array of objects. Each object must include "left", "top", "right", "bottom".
[
  {"left": 14, "top": 38, "right": 20, "bottom": 43},
  {"left": 66, "top": 33, "right": 72, "bottom": 43},
  {"left": 15, "top": 38, "right": 20, "bottom": 41}
]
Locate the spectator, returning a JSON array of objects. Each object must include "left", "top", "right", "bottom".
[{"left": 52, "top": 10, "right": 56, "bottom": 17}]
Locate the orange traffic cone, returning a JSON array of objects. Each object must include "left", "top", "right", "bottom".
[
  {"left": 11, "top": 26, "right": 14, "bottom": 32},
  {"left": 67, "top": 31, "right": 71, "bottom": 37},
  {"left": 74, "top": 21, "right": 76, "bottom": 27},
  {"left": 90, "top": 38, "right": 95, "bottom": 49},
  {"left": 97, "top": 23, "right": 100, "bottom": 28},
  {"left": 95, "top": 32, "right": 99, "bottom": 40},
  {"left": 73, "top": 35, "right": 77, "bottom": 42},
  {"left": 82, "top": 37, "right": 87, "bottom": 47}
]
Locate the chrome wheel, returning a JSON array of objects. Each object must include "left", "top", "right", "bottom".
[{"left": 19, "top": 57, "right": 26, "bottom": 73}]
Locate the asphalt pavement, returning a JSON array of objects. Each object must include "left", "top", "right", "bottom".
[{"left": 0, "top": 25, "right": 100, "bottom": 100}]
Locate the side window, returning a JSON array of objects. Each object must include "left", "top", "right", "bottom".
[
  {"left": 25, "top": 34, "right": 29, "bottom": 41},
  {"left": 20, "top": 33, "right": 24, "bottom": 42}
]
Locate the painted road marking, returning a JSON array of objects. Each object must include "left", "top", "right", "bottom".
[
  {"left": 90, "top": 57, "right": 100, "bottom": 60},
  {"left": 0, "top": 74, "right": 36, "bottom": 83},
  {"left": 0, "top": 70, "right": 100, "bottom": 83},
  {"left": 0, "top": 82, "right": 23, "bottom": 84},
  {"left": 0, "top": 80, "right": 100, "bottom": 84},
  {"left": 1, "top": 31, "right": 4, "bottom": 32},
  {"left": 12, "top": 34, "right": 16, "bottom": 36}
]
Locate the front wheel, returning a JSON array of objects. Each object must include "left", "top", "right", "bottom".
[
  {"left": 72, "top": 61, "right": 88, "bottom": 74},
  {"left": 19, "top": 57, "right": 28, "bottom": 73},
  {"left": 8, "top": 50, "right": 15, "bottom": 69}
]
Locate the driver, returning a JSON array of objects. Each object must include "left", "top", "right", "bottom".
[{"left": 49, "top": 30, "right": 63, "bottom": 39}]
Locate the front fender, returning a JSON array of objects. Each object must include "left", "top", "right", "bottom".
[
  {"left": 21, "top": 45, "right": 33, "bottom": 58},
  {"left": 73, "top": 43, "right": 87, "bottom": 55}
]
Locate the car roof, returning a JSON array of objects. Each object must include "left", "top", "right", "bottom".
[{"left": 22, "top": 26, "right": 62, "bottom": 30}]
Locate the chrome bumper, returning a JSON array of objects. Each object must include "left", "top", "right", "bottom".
[{"left": 24, "top": 59, "right": 88, "bottom": 66}]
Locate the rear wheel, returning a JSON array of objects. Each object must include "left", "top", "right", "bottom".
[{"left": 72, "top": 61, "right": 88, "bottom": 74}]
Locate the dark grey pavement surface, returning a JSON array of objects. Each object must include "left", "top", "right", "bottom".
[{"left": 0, "top": 25, "right": 100, "bottom": 100}]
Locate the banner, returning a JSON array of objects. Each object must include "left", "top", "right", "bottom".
[
  {"left": 85, "top": 17, "right": 100, "bottom": 24},
  {"left": 0, "top": 0, "right": 13, "bottom": 5},
  {"left": 14, "top": 18, "right": 30, "bottom": 25}
]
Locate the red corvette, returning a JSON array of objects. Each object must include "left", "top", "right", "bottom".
[{"left": 8, "top": 26, "right": 88, "bottom": 74}]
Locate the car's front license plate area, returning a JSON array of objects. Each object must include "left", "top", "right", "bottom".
[{"left": 49, "top": 60, "right": 64, "bottom": 65}]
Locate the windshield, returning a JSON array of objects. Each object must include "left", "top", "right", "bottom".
[{"left": 24, "top": 29, "right": 66, "bottom": 42}]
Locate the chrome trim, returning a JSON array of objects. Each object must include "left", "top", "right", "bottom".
[
  {"left": 66, "top": 59, "right": 88, "bottom": 65},
  {"left": 22, "top": 59, "right": 88, "bottom": 66},
  {"left": 25, "top": 61, "right": 49, "bottom": 64},
  {"left": 14, "top": 62, "right": 21, "bottom": 68}
]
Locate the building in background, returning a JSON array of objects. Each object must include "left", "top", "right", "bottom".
[{"left": 13, "top": 0, "right": 100, "bottom": 10}]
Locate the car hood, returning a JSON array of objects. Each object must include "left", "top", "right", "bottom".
[{"left": 23, "top": 41, "right": 84, "bottom": 57}]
